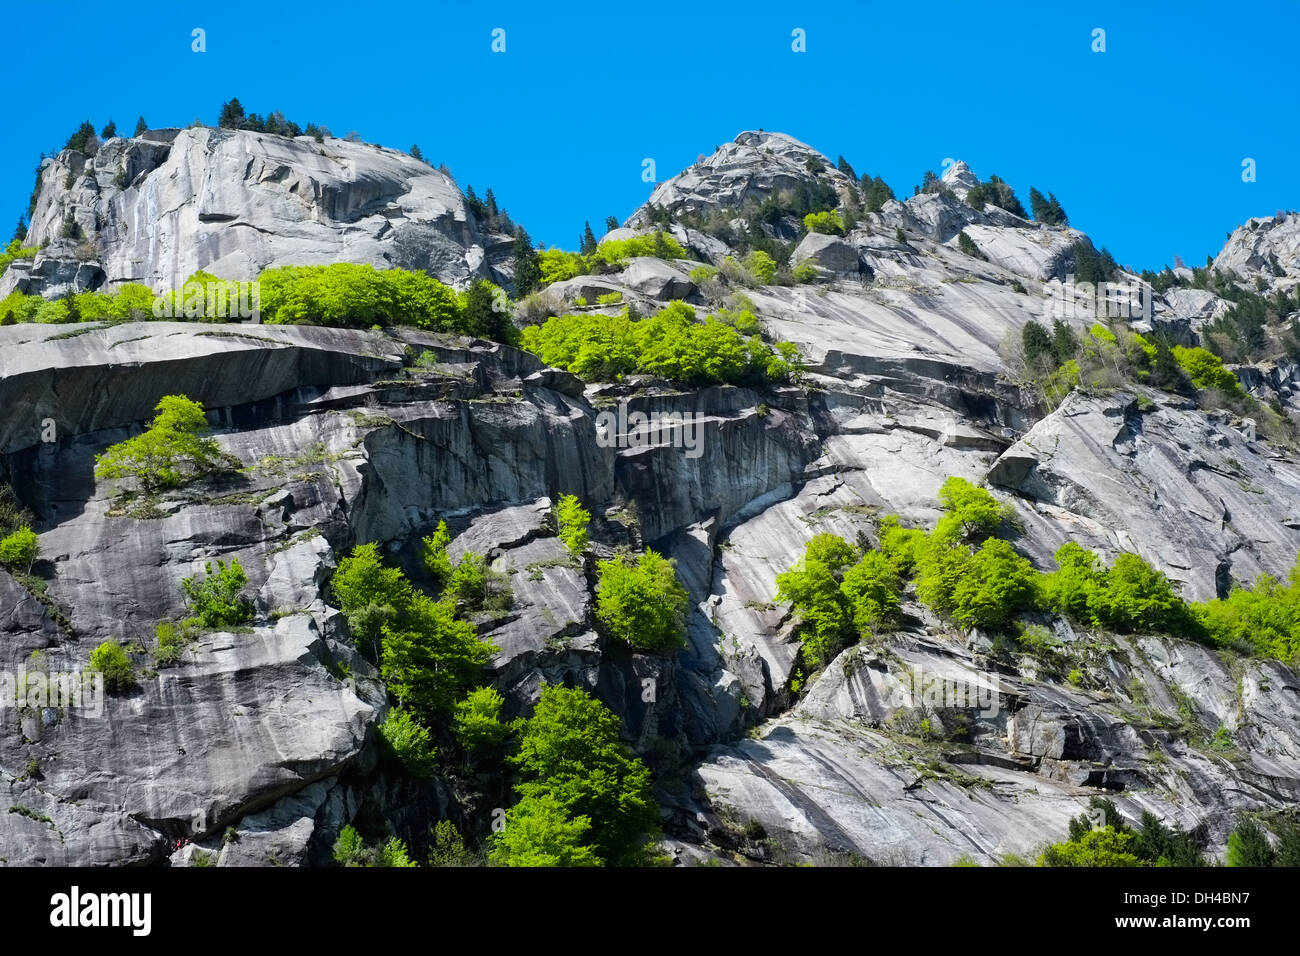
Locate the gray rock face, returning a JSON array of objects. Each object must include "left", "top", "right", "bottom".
[
  {"left": 7, "top": 128, "right": 1300, "bottom": 868},
  {"left": 1214, "top": 212, "right": 1300, "bottom": 284},
  {"left": 628, "top": 131, "right": 855, "bottom": 227},
  {"left": 791, "top": 232, "right": 860, "bottom": 274},
  {"left": 986, "top": 390, "right": 1300, "bottom": 600},
  {"left": 693, "top": 618, "right": 1300, "bottom": 864},
  {"left": 20, "top": 127, "right": 510, "bottom": 295}
]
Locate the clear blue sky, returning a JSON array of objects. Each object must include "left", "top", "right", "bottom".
[{"left": 4, "top": 0, "right": 1297, "bottom": 271}]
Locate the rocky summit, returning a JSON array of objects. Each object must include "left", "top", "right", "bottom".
[{"left": 3, "top": 125, "right": 1300, "bottom": 868}]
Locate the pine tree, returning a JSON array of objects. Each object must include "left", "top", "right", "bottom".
[
  {"left": 134, "top": 116, "right": 148, "bottom": 137},
  {"left": 581, "top": 221, "right": 598, "bottom": 255},
  {"left": 410, "top": 143, "right": 424, "bottom": 162},
  {"left": 1030, "top": 187, "right": 1068, "bottom": 226},
  {"left": 485, "top": 189, "right": 498, "bottom": 219},
  {"left": 1047, "top": 193, "right": 1068, "bottom": 226},
  {"left": 604, "top": 216, "right": 619, "bottom": 233},
  {"left": 1022, "top": 320, "right": 1055, "bottom": 369},
  {"left": 1227, "top": 818, "right": 1276, "bottom": 867},
  {"left": 12, "top": 218, "right": 26, "bottom": 243},
  {"left": 63, "top": 288, "right": 80, "bottom": 324},
  {"left": 512, "top": 226, "right": 541, "bottom": 298},
  {"left": 1050, "top": 320, "right": 1079, "bottom": 364},
  {"left": 64, "top": 121, "right": 97, "bottom": 153},
  {"left": 100, "top": 120, "right": 117, "bottom": 139},
  {"left": 652, "top": 230, "right": 670, "bottom": 259},
  {"left": 836, "top": 155, "right": 857, "bottom": 181},
  {"left": 1029, "top": 187, "right": 1051, "bottom": 222},
  {"left": 218, "top": 98, "right": 246, "bottom": 129}
]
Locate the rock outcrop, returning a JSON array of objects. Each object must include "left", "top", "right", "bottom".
[
  {"left": 5, "top": 128, "right": 1300, "bottom": 867},
  {"left": 8, "top": 126, "right": 511, "bottom": 298}
]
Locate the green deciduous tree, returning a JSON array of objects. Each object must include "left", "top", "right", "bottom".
[
  {"left": 594, "top": 549, "right": 689, "bottom": 652},
  {"left": 0, "top": 526, "right": 39, "bottom": 572},
  {"left": 1039, "top": 826, "right": 1143, "bottom": 867},
  {"left": 933, "top": 476, "right": 1011, "bottom": 543},
  {"left": 93, "top": 395, "right": 225, "bottom": 493},
  {"left": 509, "top": 684, "right": 657, "bottom": 865},
  {"left": 380, "top": 592, "right": 494, "bottom": 718},
  {"left": 555, "top": 494, "right": 590, "bottom": 555},
  {"left": 377, "top": 707, "right": 438, "bottom": 778},
  {"left": 89, "top": 640, "right": 136, "bottom": 693},
  {"left": 420, "top": 521, "right": 452, "bottom": 588},
  {"left": 452, "top": 686, "right": 510, "bottom": 753},
  {"left": 489, "top": 793, "right": 602, "bottom": 867},
  {"left": 181, "top": 558, "right": 253, "bottom": 628}
]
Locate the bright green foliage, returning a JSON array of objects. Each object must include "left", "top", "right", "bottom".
[
  {"left": 0, "top": 285, "right": 135, "bottom": 325},
  {"left": 149, "top": 271, "right": 254, "bottom": 321},
  {"left": 489, "top": 793, "right": 602, "bottom": 867},
  {"left": 520, "top": 302, "right": 789, "bottom": 387},
  {"left": 777, "top": 544, "right": 854, "bottom": 668},
  {"left": 427, "top": 820, "right": 481, "bottom": 867},
  {"left": 592, "top": 232, "right": 686, "bottom": 266},
  {"left": 1227, "top": 818, "right": 1276, "bottom": 867},
  {"left": 916, "top": 538, "right": 1038, "bottom": 631},
  {"left": 1039, "top": 826, "right": 1143, "bottom": 867},
  {"left": 333, "top": 825, "right": 418, "bottom": 867},
  {"left": 775, "top": 534, "right": 903, "bottom": 668},
  {"left": 1040, "top": 542, "right": 1104, "bottom": 622},
  {"left": 538, "top": 249, "right": 588, "bottom": 285},
  {"left": 877, "top": 515, "right": 928, "bottom": 575},
  {"left": 94, "top": 395, "right": 225, "bottom": 493},
  {"left": 332, "top": 543, "right": 414, "bottom": 652},
  {"left": 1089, "top": 322, "right": 1118, "bottom": 345},
  {"left": 453, "top": 686, "right": 510, "bottom": 752},
  {"left": 377, "top": 707, "right": 438, "bottom": 778},
  {"left": 594, "top": 550, "right": 689, "bottom": 653},
  {"left": 743, "top": 250, "right": 777, "bottom": 284},
  {"left": 596, "top": 291, "right": 623, "bottom": 305},
  {"left": 153, "top": 619, "right": 199, "bottom": 667},
  {"left": 0, "top": 526, "right": 39, "bottom": 571},
  {"left": 1171, "top": 345, "right": 1243, "bottom": 394},
  {"left": 555, "top": 494, "right": 590, "bottom": 555},
  {"left": 1092, "top": 553, "right": 1188, "bottom": 633},
  {"left": 445, "top": 552, "right": 514, "bottom": 613},
  {"left": 804, "top": 532, "right": 859, "bottom": 572},
  {"left": 181, "top": 558, "right": 252, "bottom": 628},
  {"left": 420, "top": 521, "right": 452, "bottom": 587},
  {"left": 840, "top": 551, "right": 903, "bottom": 634},
  {"left": 259, "top": 263, "right": 452, "bottom": 328},
  {"left": 792, "top": 262, "right": 819, "bottom": 283},
  {"left": 689, "top": 265, "right": 718, "bottom": 284},
  {"left": 380, "top": 592, "right": 495, "bottom": 717},
  {"left": 0, "top": 239, "right": 38, "bottom": 277},
  {"left": 333, "top": 825, "right": 368, "bottom": 866},
  {"left": 535, "top": 233, "right": 687, "bottom": 287},
  {"left": 509, "top": 684, "right": 657, "bottom": 865},
  {"left": 376, "top": 837, "right": 418, "bottom": 867},
  {"left": 334, "top": 543, "right": 494, "bottom": 716},
  {"left": 803, "top": 211, "right": 845, "bottom": 236},
  {"left": 89, "top": 640, "right": 135, "bottom": 693},
  {"left": 933, "top": 477, "right": 1010, "bottom": 543},
  {"left": 1050, "top": 798, "right": 1204, "bottom": 867},
  {"left": 1197, "top": 562, "right": 1300, "bottom": 662}
]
